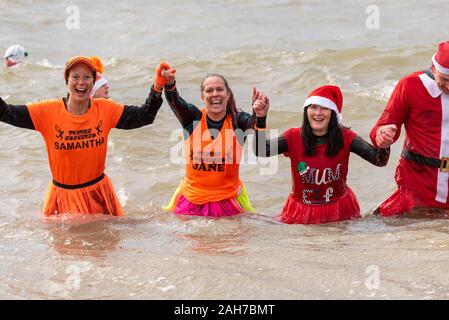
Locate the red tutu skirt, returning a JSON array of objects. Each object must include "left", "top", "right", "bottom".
[
  {"left": 376, "top": 187, "right": 437, "bottom": 217},
  {"left": 280, "top": 187, "right": 361, "bottom": 224}
]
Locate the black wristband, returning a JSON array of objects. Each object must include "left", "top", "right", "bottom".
[
  {"left": 256, "top": 116, "right": 267, "bottom": 129},
  {"left": 164, "top": 81, "right": 176, "bottom": 92}
]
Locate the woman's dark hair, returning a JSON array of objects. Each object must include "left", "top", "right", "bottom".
[
  {"left": 301, "top": 106, "right": 344, "bottom": 157},
  {"left": 200, "top": 73, "right": 238, "bottom": 118}
]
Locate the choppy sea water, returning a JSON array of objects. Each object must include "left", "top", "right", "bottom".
[{"left": 1, "top": 0, "right": 449, "bottom": 299}]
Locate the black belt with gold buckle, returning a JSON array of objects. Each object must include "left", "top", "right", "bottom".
[{"left": 402, "top": 149, "right": 449, "bottom": 172}]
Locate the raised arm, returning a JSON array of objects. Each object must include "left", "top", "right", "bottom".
[
  {"left": 236, "top": 87, "right": 268, "bottom": 132},
  {"left": 155, "top": 63, "right": 202, "bottom": 128},
  {"left": 0, "top": 97, "right": 35, "bottom": 130},
  {"left": 164, "top": 86, "right": 202, "bottom": 128},
  {"left": 350, "top": 134, "right": 390, "bottom": 166},
  {"left": 115, "top": 86, "right": 163, "bottom": 130},
  {"left": 250, "top": 90, "right": 288, "bottom": 156}
]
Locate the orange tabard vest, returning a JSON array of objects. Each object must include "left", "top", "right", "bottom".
[
  {"left": 180, "top": 109, "right": 243, "bottom": 204},
  {"left": 27, "top": 98, "right": 124, "bottom": 185}
]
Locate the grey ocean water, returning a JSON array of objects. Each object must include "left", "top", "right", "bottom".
[{"left": 1, "top": 0, "right": 449, "bottom": 299}]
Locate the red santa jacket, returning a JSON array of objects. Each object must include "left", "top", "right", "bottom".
[{"left": 370, "top": 71, "right": 449, "bottom": 206}]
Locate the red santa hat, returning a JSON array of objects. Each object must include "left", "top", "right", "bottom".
[
  {"left": 91, "top": 72, "right": 109, "bottom": 97},
  {"left": 432, "top": 41, "right": 449, "bottom": 75},
  {"left": 303, "top": 85, "right": 343, "bottom": 125}
]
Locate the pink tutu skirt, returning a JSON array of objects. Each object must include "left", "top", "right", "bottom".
[
  {"left": 174, "top": 195, "right": 243, "bottom": 217},
  {"left": 163, "top": 184, "right": 254, "bottom": 218}
]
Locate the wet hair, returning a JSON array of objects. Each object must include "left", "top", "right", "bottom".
[
  {"left": 301, "top": 106, "right": 344, "bottom": 157},
  {"left": 200, "top": 73, "right": 238, "bottom": 118}
]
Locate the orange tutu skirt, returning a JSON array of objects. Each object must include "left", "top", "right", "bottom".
[
  {"left": 42, "top": 174, "right": 123, "bottom": 216},
  {"left": 280, "top": 187, "right": 361, "bottom": 224}
]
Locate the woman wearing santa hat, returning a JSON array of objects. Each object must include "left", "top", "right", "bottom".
[
  {"left": 254, "top": 85, "right": 390, "bottom": 224},
  {"left": 371, "top": 41, "right": 449, "bottom": 217},
  {"left": 90, "top": 56, "right": 110, "bottom": 99},
  {"left": 0, "top": 56, "right": 163, "bottom": 216},
  {"left": 153, "top": 62, "right": 269, "bottom": 217}
]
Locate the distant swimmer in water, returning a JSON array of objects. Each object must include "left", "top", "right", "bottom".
[
  {"left": 254, "top": 85, "right": 390, "bottom": 224},
  {"left": 370, "top": 40, "right": 449, "bottom": 218},
  {"left": 4, "top": 44, "right": 28, "bottom": 68},
  {"left": 90, "top": 56, "right": 110, "bottom": 99},
  {"left": 0, "top": 56, "right": 163, "bottom": 216},
  {"left": 156, "top": 62, "right": 269, "bottom": 217}
]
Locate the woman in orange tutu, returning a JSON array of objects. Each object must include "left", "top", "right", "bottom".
[
  {"left": 0, "top": 56, "right": 163, "bottom": 216},
  {"left": 255, "top": 85, "right": 390, "bottom": 224}
]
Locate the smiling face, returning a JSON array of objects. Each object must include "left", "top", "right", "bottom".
[
  {"left": 67, "top": 63, "right": 95, "bottom": 103},
  {"left": 306, "top": 104, "right": 332, "bottom": 136},
  {"left": 201, "top": 76, "right": 230, "bottom": 120}
]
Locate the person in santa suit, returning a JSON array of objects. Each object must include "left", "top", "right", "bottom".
[
  {"left": 254, "top": 85, "right": 390, "bottom": 224},
  {"left": 371, "top": 41, "right": 449, "bottom": 217}
]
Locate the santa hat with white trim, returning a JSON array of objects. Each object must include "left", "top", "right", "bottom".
[
  {"left": 303, "top": 85, "right": 343, "bottom": 125},
  {"left": 91, "top": 72, "right": 109, "bottom": 97},
  {"left": 89, "top": 57, "right": 109, "bottom": 97},
  {"left": 432, "top": 41, "right": 449, "bottom": 75}
]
